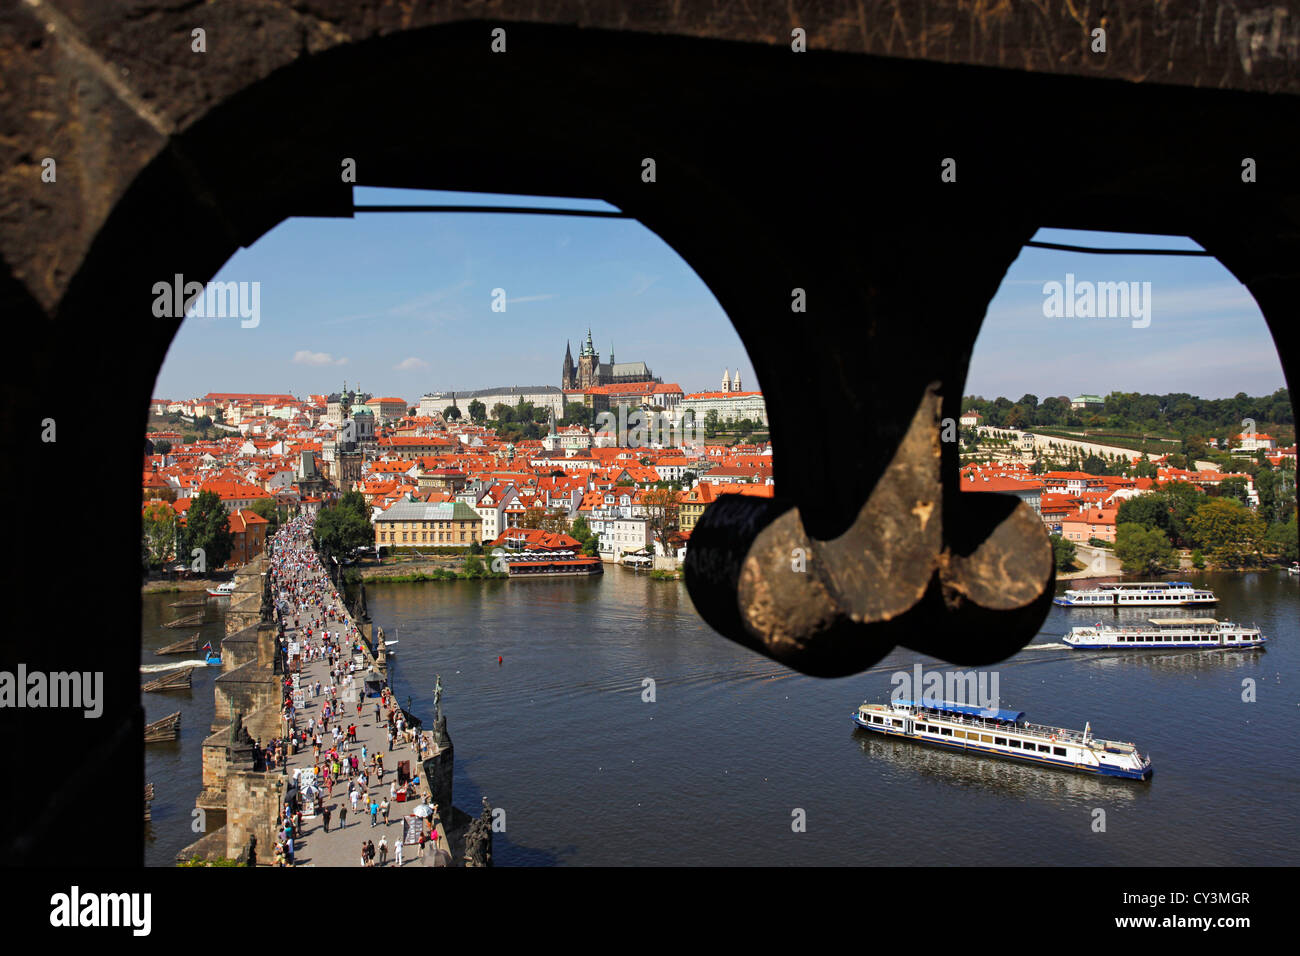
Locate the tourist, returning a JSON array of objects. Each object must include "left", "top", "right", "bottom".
[
  {"left": 394, "top": 837, "right": 403, "bottom": 867},
  {"left": 339, "top": 805, "right": 347, "bottom": 829},
  {"left": 381, "top": 798, "right": 389, "bottom": 826},
  {"left": 378, "top": 834, "right": 388, "bottom": 866},
  {"left": 370, "top": 799, "right": 379, "bottom": 827},
  {"left": 417, "top": 832, "right": 426, "bottom": 859},
  {"left": 322, "top": 805, "right": 331, "bottom": 832}
]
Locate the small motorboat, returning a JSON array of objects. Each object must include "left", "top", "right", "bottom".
[{"left": 207, "top": 581, "right": 238, "bottom": 597}]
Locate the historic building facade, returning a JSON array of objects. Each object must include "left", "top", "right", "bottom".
[{"left": 562, "top": 329, "right": 660, "bottom": 390}]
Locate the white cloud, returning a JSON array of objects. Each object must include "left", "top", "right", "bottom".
[
  {"left": 293, "top": 350, "right": 346, "bottom": 366},
  {"left": 394, "top": 357, "right": 429, "bottom": 371},
  {"left": 631, "top": 274, "right": 660, "bottom": 297},
  {"left": 507, "top": 293, "right": 555, "bottom": 305}
]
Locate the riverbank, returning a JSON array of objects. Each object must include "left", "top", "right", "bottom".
[
  {"left": 141, "top": 577, "right": 227, "bottom": 594},
  {"left": 362, "top": 568, "right": 509, "bottom": 583}
]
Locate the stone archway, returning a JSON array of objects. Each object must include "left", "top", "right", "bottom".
[{"left": 3, "top": 12, "right": 1298, "bottom": 866}]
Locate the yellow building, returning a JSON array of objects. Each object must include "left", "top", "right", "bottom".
[{"left": 374, "top": 499, "right": 482, "bottom": 547}]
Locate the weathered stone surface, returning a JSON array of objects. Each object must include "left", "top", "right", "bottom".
[{"left": 2, "top": 2, "right": 1298, "bottom": 864}]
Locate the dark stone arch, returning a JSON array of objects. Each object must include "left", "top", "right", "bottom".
[{"left": 3, "top": 14, "right": 1299, "bottom": 867}]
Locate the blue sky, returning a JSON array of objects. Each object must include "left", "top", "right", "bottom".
[
  {"left": 156, "top": 188, "right": 752, "bottom": 403},
  {"left": 154, "top": 192, "right": 1287, "bottom": 404},
  {"left": 969, "top": 228, "right": 1286, "bottom": 400}
]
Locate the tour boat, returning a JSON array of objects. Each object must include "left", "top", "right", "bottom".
[
  {"left": 1288, "top": 562, "right": 1299, "bottom": 576},
  {"left": 1065, "top": 617, "right": 1265, "bottom": 649},
  {"left": 852, "top": 699, "right": 1152, "bottom": 780},
  {"left": 206, "top": 581, "right": 238, "bottom": 597},
  {"left": 1053, "top": 581, "right": 1217, "bottom": 607}
]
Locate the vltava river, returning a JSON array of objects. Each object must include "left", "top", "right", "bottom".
[{"left": 143, "top": 569, "right": 1299, "bottom": 865}]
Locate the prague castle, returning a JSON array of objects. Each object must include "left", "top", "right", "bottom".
[{"left": 562, "top": 329, "right": 660, "bottom": 390}]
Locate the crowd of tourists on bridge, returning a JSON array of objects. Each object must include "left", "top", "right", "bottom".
[{"left": 264, "top": 514, "right": 446, "bottom": 866}]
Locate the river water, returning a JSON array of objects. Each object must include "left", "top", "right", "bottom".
[
  {"left": 140, "top": 591, "right": 226, "bottom": 867},
  {"left": 142, "top": 569, "right": 1299, "bottom": 866}
]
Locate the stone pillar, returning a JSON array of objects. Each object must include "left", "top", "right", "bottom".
[
  {"left": 422, "top": 720, "right": 454, "bottom": 813},
  {"left": 224, "top": 771, "right": 281, "bottom": 862}
]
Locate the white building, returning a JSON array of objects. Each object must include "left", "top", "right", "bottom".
[
  {"left": 678, "top": 390, "right": 768, "bottom": 426},
  {"left": 421, "top": 386, "right": 566, "bottom": 421},
  {"left": 598, "top": 516, "right": 652, "bottom": 556},
  {"left": 472, "top": 484, "right": 518, "bottom": 544}
]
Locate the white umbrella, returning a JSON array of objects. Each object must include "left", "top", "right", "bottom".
[{"left": 412, "top": 804, "right": 434, "bottom": 818}]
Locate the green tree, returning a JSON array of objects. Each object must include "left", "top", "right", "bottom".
[
  {"left": 462, "top": 554, "right": 485, "bottom": 577},
  {"left": 1215, "top": 476, "right": 1249, "bottom": 505},
  {"left": 337, "top": 490, "right": 370, "bottom": 522},
  {"left": 313, "top": 496, "right": 373, "bottom": 556},
  {"left": 184, "top": 490, "right": 234, "bottom": 570},
  {"left": 1049, "top": 534, "right": 1077, "bottom": 572},
  {"left": 1114, "top": 522, "right": 1176, "bottom": 575},
  {"left": 1116, "top": 495, "right": 1173, "bottom": 538},
  {"left": 1163, "top": 482, "right": 1205, "bottom": 548},
  {"left": 1263, "top": 514, "right": 1298, "bottom": 563},
  {"left": 153, "top": 440, "right": 172, "bottom": 455},
  {"left": 443, "top": 405, "right": 462, "bottom": 421},
  {"left": 248, "top": 497, "right": 280, "bottom": 535},
  {"left": 642, "top": 487, "right": 680, "bottom": 555},
  {"left": 1187, "top": 498, "right": 1265, "bottom": 567},
  {"left": 704, "top": 410, "right": 719, "bottom": 437},
  {"left": 1082, "top": 453, "right": 1108, "bottom": 475},
  {"left": 571, "top": 515, "right": 592, "bottom": 543},
  {"left": 1133, "top": 456, "right": 1157, "bottom": 479},
  {"left": 142, "top": 502, "right": 178, "bottom": 569},
  {"left": 468, "top": 400, "right": 487, "bottom": 423}
]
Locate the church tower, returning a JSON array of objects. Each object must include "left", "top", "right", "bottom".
[
  {"left": 721, "top": 368, "right": 730, "bottom": 392},
  {"left": 562, "top": 341, "right": 575, "bottom": 389},
  {"left": 731, "top": 370, "right": 741, "bottom": 392},
  {"left": 577, "top": 328, "right": 600, "bottom": 390}
]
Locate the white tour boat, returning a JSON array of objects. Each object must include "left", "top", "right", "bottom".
[
  {"left": 1065, "top": 617, "right": 1265, "bottom": 649},
  {"left": 206, "top": 581, "right": 238, "bottom": 597},
  {"left": 1054, "top": 581, "right": 1217, "bottom": 607},
  {"left": 852, "top": 699, "right": 1152, "bottom": 780}
]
